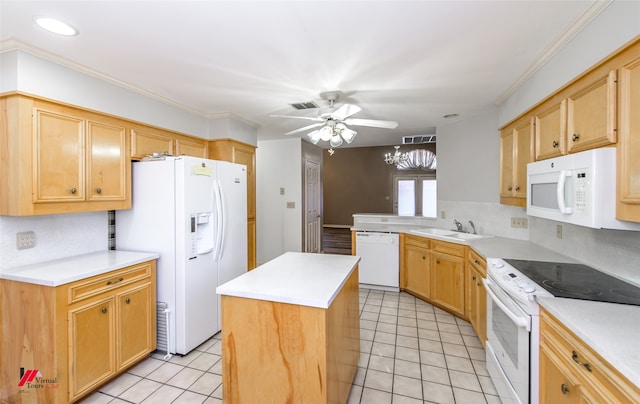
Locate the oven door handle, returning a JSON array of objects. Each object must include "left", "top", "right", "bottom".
[{"left": 484, "top": 278, "right": 531, "bottom": 332}]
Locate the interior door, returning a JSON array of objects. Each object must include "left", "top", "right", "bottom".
[{"left": 305, "top": 159, "right": 321, "bottom": 253}]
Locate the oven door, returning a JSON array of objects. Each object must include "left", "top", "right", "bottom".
[{"left": 484, "top": 276, "right": 531, "bottom": 404}]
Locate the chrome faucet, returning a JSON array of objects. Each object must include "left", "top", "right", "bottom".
[
  {"left": 468, "top": 220, "right": 477, "bottom": 234},
  {"left": 453, "top": 219, "right": 463, "bottom": 232}
]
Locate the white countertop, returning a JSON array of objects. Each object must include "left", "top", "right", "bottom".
[
  {"left": 538, "top": 297, "right": 640, "bottom": 388},
  {"left": 0, "top": 250, "right": 159, "bottom": 287},
  {"left": 216, "top": 252, "right": 360, "bottom": 309}
]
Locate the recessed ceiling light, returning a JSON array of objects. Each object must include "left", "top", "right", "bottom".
[
  {"left": 443, "top": 113, "right": 459, "bottom": 119},
  {"left": 34, "top": 17, "right": 78, "bottom": 36}
]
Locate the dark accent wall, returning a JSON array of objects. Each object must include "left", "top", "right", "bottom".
[{"left": 323, "top": 144, "right": 436, "bottom": 226}]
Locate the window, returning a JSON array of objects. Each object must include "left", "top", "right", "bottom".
[{"left": 394, "top": 175, "right": 437, "bottom": 217}]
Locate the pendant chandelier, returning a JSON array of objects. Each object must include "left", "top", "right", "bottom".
[{"left": 384, "top": 146, "right": 407, "bottom": 165}]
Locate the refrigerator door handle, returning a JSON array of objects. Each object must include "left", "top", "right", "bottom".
[{"left": 213, "top": 179, "right": 225, "bottom": 261}]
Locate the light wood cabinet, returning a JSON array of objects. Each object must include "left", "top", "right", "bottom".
[
  {"left": 535, "top": 100, "right": 567, "bottom": 160},
  {"left": 617, "top": 53, "right": 640, "bottom": 222},
  {"left": 400, "top": 235, "right": 466, "bottom": 318},
  {"left": 534, "top": 71, "right": 617, "bottom": 161},
  {"left": 0, "top": 260, "right": 156, "bottom": 403},
  {"left": 566, "top": 70, "right": 617, "bottom": 154},
  {"left": 209, "top": 139, "right": 257, "bottom": 269},
  {"left": 467, "top": 249, "right": 487, "bottom": 347},
  {"left": 0, "top": 95, "right": 130, "bottom": 215},
  {"left": 130, "top": 126, "right": 208, "bottom": 159},
  {"left": 539, "top": 307, "right": 640, "bottom": 404},
  {"left": 430, "top": 240, "right": 466, "bottom": 317},
  {"left": 401, "top": 234, "right": 431, "bottom": 300},
  {"left": 500, "top": 116, "right": 534, "bottom": 207}
]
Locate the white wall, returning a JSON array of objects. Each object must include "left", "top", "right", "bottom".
[{"left": 255, "top": 138, "right": 302, "bottom": 264}]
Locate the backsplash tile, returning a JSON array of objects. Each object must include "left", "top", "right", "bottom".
[{"left": 0, "top": 211, "right": 107, "bottom": 268}]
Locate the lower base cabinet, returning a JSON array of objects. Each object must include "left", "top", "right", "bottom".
[
  {"left": 0, "top": 261, "right": 156, "bottom": 403},
  {"left": 540, "top": 308, "right": 640, "bottom": 403}
]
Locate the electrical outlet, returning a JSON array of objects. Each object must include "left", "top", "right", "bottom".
[
  {"left": 440, "top": 211, "right": 446, "bottom": 219},
  {"left": 556, "top": 224, "right": 563, "bottom": 239},
  {"left": 17, "top": 231, "right": 37, "bottom": 250},
  {"left": 510, "top": 217, "right": 528, "bottom": 228},
  {"left": 286, "top": 201, "right": 295, "bottom": 208}
]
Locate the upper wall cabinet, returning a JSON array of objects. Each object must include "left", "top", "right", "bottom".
[
  {"left": 500, "top": 116, "right": 534, "bottom": 207},
  {"left": 130, "top": 126, "right": 207, "bottom": 160},
  {"left": 566, "top": 70, "right": 617, "bottom": 154},
  {"left": 617, "top": 53, "right": 640, "bottom": 222},
  {"left": 0, "top": 95, "right": 131, "bottom": 216},
  {"left": 534, "top": 70, "right": 617, "bottom": 161}
]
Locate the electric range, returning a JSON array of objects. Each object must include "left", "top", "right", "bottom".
[{"left": 504, "top": 259, "right": 640, "bottom": 306}]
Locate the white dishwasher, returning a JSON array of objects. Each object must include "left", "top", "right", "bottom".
[{"left": 355, "top": 232, "right": 399, "bottom": 291}]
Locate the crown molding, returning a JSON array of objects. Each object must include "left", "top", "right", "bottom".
[
  {"left": 495, "top": 0, "right": 613, "bottom": 106},
  {"left": 1, "top": 38, "right": 257, "bottom": 128}
]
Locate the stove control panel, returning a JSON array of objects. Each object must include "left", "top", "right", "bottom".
[{"left": 487, "top": 258, "right": 550, "bottom": 299}]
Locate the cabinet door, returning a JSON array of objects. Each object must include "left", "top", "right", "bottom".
[
  {"left": 68, "top": 297, "right": 115, "bottom": 400},
  {"left": 87, "top": 120, "right": 127, "bottom": 201},
  {"left": 540, "top": 345, "right": 583, "bottom": 404},
  {"left": 431, "top": 252, "right": 465, "bottom": 317},
  {"left": 535, "top": 100, "right": 566, "bottom": 160},
  {"left": 514, "top": 119, "right": 533, "bottom": 199},
  {"left": 117, "top": 284, "right": 153, "bottom": 369},
  {"left": 404, "top": 245, "right": 430, "bottom": 299},
  {"left": 470, "top": 267, "right": 487, "bottom": 346},
  {"left": 618, "top": 56, "right": 640, "bottom": 222},
  {"left": 499, "top": 129, "right": 515, "bottom": 199},
  {"left": 130, "top": 128, "right": 174, "bottom": 159},
  {"left": 175, "top": 137, "right": 207, "bottom": 158},
  {"left": 567, "top": 70, "right": 617, "bottom": 153},
  {"left": 33, "top": 109, "right": 85, "bottom": 202}
]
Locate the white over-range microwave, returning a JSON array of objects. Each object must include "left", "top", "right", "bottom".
[{"left": 527, "top": 147, "right": 640, "bottom": 231}]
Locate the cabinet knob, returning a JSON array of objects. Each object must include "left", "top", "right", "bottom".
[
  {"left": 125, "top": 297, "right": 131, "bottom": 304},
  {"left": 96, "top": 187, "right": 102, "bottom": 194},
  {"left": 572, "top": 133, "right": 580, "bottom": 142},
  {"left": 515, "top": 186, "right": 520, "bottom": 191},
  {"left": 507, "top": 186, "right": 512, "bottom": 191},
  {"left": 70, "top": 187, "right": 77, "bottom": 194},
  {"left": 101, "top": 307, "right": 107, "bottom": 314},
  {"left": 561, "top": 384, "right": 570, "bottom": 395},
  {"left": 552, "top": 140, "right": 559, "bottom": 148},
  {"left": 472, "top": 275, "right": 476, "bottom": 281},
  {"left": 422, "top": 256, "right": 426, "bottom": 260},
  {"left": 436, "top": 259, "right": 441, "bottom": 264},
  {"left": 106, "top": 277, "right": 124, "bottom": 286}
]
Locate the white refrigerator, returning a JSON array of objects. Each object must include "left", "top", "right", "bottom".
[{"left": 116, "top": 156, "right": 247, "bottom": 355}]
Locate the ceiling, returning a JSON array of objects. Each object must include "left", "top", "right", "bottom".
[{"left": 0, "top": 1, "right": 603, "bottom": 148}]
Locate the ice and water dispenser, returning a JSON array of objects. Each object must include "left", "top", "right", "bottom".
[{"left": 189, "top": 212, "right": 214, "bottom": 257}]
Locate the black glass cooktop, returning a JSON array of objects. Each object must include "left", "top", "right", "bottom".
[{"left": 504, "top": 259, "right": 640, "bottom": 306}]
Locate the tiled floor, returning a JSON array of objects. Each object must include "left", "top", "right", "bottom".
[{"left": 82, "top": 289, "right": 500, "bottom": 403}]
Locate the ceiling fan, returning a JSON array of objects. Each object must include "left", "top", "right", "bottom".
[{"left": 270, "top": 91, "right": 398, "bottom": 147}]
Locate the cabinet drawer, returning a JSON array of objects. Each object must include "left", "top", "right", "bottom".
[
  {"left": 404, "top": 234, "right": 430, "bottom": 249},
  {"left": 540, "top": 309, "right": 640, "bottom": 403},
  {"left": 468, "top": 248, "right": 486, "bottom": 277},
  {"left": 431, "top": 239, "right": 465, "bottom": 257},
  {"left": 67, "top": 262, "right": 152, "bottom": 304}
]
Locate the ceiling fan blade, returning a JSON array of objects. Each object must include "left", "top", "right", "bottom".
[
  {"left": 343, "top": 118, "right": 398, "bottom": 129},
  {"left": 270, "top": 114, "right": 324, "bottom": 122},
  {"left": 331, "top": 104, "right": 362, "bottom": 120},
  {"left": 284, "top": 122, "right": 324, "bottom": 136}
]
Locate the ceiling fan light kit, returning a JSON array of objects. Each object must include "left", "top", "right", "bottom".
[{"left": 272, "top": 91, "right": 398, "bottom": 149}]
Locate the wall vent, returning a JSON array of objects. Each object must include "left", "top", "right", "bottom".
[
  {"left": 403, "top": 135, "right": 436, "bottom": 144},
  {"left": 289, "top": 101, "right": 319, "bottom": 110}
]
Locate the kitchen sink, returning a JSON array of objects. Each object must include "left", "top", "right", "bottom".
[
  {"left": 411, "top": 228, "right": 458, "bottom": 237},
  {"left": 410, "top": 228, "right": 493, "bottom": 243}
]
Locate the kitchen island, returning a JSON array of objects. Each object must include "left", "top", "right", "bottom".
[{"left": 216, "top": 252, "right": 360, "bottom": 404}]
